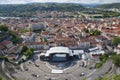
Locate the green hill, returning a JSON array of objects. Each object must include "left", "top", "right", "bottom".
[
  {"left": 95, "top": 3, "right": 120, "bottom": 9},
  {"left": 0, "top": 3, "right": 85, "bottom": 17}
]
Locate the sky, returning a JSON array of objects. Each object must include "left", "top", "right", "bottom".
[{"left": 0, "top": 0, "right": 120, "bottom": 4}]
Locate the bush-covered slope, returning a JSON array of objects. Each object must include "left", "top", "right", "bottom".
[{"left": 0, "top": 3, "right": 85, "bottom": 17}]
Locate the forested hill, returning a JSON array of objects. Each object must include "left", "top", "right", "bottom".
[
  {"left": 0, "top": 3, "right": 85, "bottom": 17},
  {"left": 95, "top": 3, "right": 120, "bottom": 9}
]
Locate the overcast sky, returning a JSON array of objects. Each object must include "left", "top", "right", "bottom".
[{"left": 0, "top": 0, "right": 120, "bottom": 4}]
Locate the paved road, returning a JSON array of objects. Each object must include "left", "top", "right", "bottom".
[
  {"left": 87, "top": 60, "right": 113, "bottom": 80},
  {"left": 1, "top": 60, "right": 14, "bottom": 80}
]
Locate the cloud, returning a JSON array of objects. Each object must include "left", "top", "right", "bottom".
[
  {"left": 0, "top": 0, "right": 120, "bottom": 4},
  {"left": 0, "top": 0, "right": 25, "bottom": 4},
  {"left": 99, "top": 0, "right": 119, "bottom": 3}
]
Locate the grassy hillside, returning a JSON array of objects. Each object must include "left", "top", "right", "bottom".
[{"left": 0, "top": 3, "right": 85, "bottom": 17}]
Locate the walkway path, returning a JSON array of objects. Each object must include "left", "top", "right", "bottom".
[{"left": 1, "top": 60, "right": 14, "bottom": 80}]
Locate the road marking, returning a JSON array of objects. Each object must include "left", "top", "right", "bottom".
[{"left": 86, "top": 69, "right": 96, "bottom": 77}]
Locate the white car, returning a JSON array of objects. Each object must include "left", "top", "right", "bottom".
[{"left": 80, "top": 72, "right": 85, "bottom": 76}]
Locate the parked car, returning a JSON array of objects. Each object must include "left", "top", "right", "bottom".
[
  {"left": 32, "top": 74, "right": 40, "bottom": 77},
  {"left": 35, "top": 64, "right": 39, "bottom": 67},
  {"left": 80, "top": 72, "right": 85, "bottom": 76}
]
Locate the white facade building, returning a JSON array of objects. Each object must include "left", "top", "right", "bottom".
[
  {"left": 40, "top": 46, "right": 87, "bottom": 62},
  {"left": 88, "top": 47, "right": 105, "bottom": 56},
  {"left": 30, "top": 23, "right": 46, "bottom": 31},
  {"left": 45, "top": 47, "right": 73, "bottom": 57}
]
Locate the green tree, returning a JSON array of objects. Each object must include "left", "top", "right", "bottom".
[
  {"left": 82, "top": 78, "right": 86, "bottom": 80},
  {"left": 21, "top": 46, "right": 34, "bottom": 59},
  {"left": 96, "top": 62, "right": 103, "bottom": 68},
  {"left": 19, "top": 46, "right": 34, "bottom": 64},
  {"left": 96, "top": 54, "right": 109, "bottom": 68},
  {"left": 0, "top": 76, "right": 2, "bottom": 80},
  {"left": 112, "top": 37, "right": 120, "bottom": 46},
  {"left": 21, "top": 46, "right": 28, "bottom": 53},
  {"left": 112, "top": 74, "right": 120, "bottom": 80},
  {"left": 30, "top": 48, "right": 34, "bottom": 52},
  {"left": 0, "top": 24, "right": 8, "bottom": 32},
  {"left": 97, "top": 74, "right": 120, "bottom": 80},
  {"left": 112, "top": 54, "right": 120, "bottom": 67},
  {"left": 24, "top": 49, "right": 32, "bottom": 56},
  {"left": 90, "top": 30, "right": 101, "bottom": 36},
  {"left": 97, "top": 75, "right": 110, "bottom": 80},
  {"left": 24, "top": 48, "right": 34, "bottom": 59},
  {"left": 102, "top": 13, "right": 110, "bottom": 18},
  {"left": 83, "top": 28, "right": 89, "bottom": 33},
  {"left": 8, "top": 30, "right": 19, "bottom": 43},
  {"left": 99, "top": 54, "right": 109, "bottom": 62}
]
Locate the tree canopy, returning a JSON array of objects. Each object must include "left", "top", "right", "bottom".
[
  {"left": 21, "top": 46, "right": 28, "bottom": 53},
  {"left": 95, "top": 3, "right": 120, "bottom": 9},
  {"left": 97, "top": 74, "right": 120, "bottom": 80},
  {"left": 96, "top": 54, "right": 109, "bottom": 68},
  {"left": 0, "top": 24, "right": 8, "bottom": 32},
  {"left": 0, "top": 3, "right": 84, "bottom": 17},
  {"left": 111, "top": 53, "right": 120, "bottom": 67},
  {"left": 8, "top": 30, "right": 19, "bottom": 43},
  {"left": 112, "top": 37, "right": 120, "bottom": 46},
  {"left": 90, "top": 30, "right": 101, "bottom": 36},
  {"left": 0, "top": 76, "right": 2, "bottom": 80},
  {"left": 21, "top": 46, "right": 34, "bottom": 59}
]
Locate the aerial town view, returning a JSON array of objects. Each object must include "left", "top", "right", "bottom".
[{"left": 0, "top": 0, "right": 120, "bottom": 80}]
